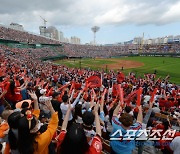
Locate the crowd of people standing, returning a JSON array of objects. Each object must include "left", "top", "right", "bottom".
[
  {"left": 0, "top": 25, "right": 180, "bottom": 154},
  {"left": 0, "top": 43, "right": 179, "bottom": 154}
]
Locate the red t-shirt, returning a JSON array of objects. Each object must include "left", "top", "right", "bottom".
[
  {"left": 13, "top": 88, "right": 22, "bottom": 102},
  {"left": 57, "top": 130, "right": 102, "bottom": 154},
  {"left": 5, "top": 87, "right": 22, "bottom": 103},
  {"left": 159, "top": 98, "right": 167, "bottom": 107}
]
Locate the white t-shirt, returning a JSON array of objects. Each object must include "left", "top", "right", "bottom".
[
  {"left": 143, "top": 95, "right": 150, "bottom": 103},
  {"left": 60, "top": 103, "right": 73, "bottom": 121},
  {"left": 60, "top": 93, "right": 81, "bottom": 121}
]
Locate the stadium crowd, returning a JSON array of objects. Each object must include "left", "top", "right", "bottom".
[
  {"left": 1, "top": 25, "right": 180, "bottom": 59},
  {"left": 63, "top": 44, "right": 130, "bottom": 58},
  {"left": 0, "top": 42, "right": 179, "bottom": 154},
  {"left": 63, "top": 43, "right": 180, "bottom": 58},
  {"left": 0, "top": 26, "right": 60, "bottom": 44},
  {"left": 0, "top": 25, "right": 180, "bottom": 154}
]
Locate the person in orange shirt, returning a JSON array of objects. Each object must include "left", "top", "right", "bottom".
[
  {"left": 0, "top": 121, "right": 9, "bottom": 139},
  {"left": 17, "top": 91, "right": 58, "bottom": 154}
]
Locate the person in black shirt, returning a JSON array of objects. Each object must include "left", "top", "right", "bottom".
[{"left": 51, "top": 92, "right": 62, "bottom": 125}]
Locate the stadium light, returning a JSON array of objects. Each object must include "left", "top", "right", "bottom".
[{"left": 91, "top": 26, "right": 100, "bottom": 45}]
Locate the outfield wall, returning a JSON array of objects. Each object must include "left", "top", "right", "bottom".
[
  {"left": 112, "top": 52, "right": 180, "bottom": 58},
  {"left": 67, "top": 52, "right": 180, "bottom": 59}
]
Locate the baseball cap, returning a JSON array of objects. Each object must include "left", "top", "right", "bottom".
[{"left": 40, "top": 89, "right": 47, "bottom": 94}]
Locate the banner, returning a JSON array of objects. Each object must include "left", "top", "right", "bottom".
[{"left": 86, "top": 76, "right": 101, "bottom": 88}]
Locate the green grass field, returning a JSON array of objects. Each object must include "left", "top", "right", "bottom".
[{"left": 54, "top": 57, "right": 180, "bottom": 84}]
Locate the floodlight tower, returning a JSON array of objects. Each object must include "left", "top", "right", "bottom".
[{"left": 91, "top": 26, "right": 100, "bottom": 45}]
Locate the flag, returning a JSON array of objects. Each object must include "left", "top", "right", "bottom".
[
  {"left": 117, "top": 72, "right": 125, "bottom": 83},
  {"left": 124, "top": 89, "right": 138, "bottom": 106},
  {"left": 86, "top": 76, "right": 101, "bottom": 88},
  {"left": 112, "top": 84, "right": 119, "bottom": 96},
  {"left": 119, "top": 85, "right": 124, "bottom": 104},
  {"left": 74, "top": 83, "right": 81, "bottom": 90},
  {"left": 69, "top": 82, "right": 75, "bottom": 95},
  {"left": 108, "top": 98, "right": 118, "bottom": 111},
  {"left": 136, "top": 87, "right": 143, "bottom": 106},
  {"left": 58, "top": 83, "right": 70, "bottom": 91},
  {"left": 82, "top": 81, "right": 92, "bottom": 92}
]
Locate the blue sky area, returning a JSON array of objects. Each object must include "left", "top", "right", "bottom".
[{"left": 0, "top": 0, "right": 180, "bottom": 44}]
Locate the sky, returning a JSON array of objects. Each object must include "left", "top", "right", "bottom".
[{"left": 0, "top": 0, "right": 180, "bottom": 44}]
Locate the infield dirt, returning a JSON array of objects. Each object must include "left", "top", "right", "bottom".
[{"left": 100, "top": 59, "right": 144, "bottom": 69}]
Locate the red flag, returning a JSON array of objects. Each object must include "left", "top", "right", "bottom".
[
  {"left": 46, "top": 87, "right": 53, "bottom": 96},
  {"left": 108, "top": 98, "right": 118, "bottom": 111},
  {"left": 86, "top": 76, "right": 101, "bottom": 88},
  {"left": 83, "top": 92, "right": 88, "bottom": 100},
  {"left": 58, "top": 83, "right": 70, "bottom": 91},
  {"left": 117, "top": 72, "right": 125, "bottom": 83},
  {"left": 83, "top": 82, "right": 91, "bottom": 92},
  {"left": 112, "top": 84, "right": 119, "bottom": 96},
  {"left": 124, "top": 89, "right": 138, "bottom": 106},
  {"left": 74, "top": 83, "right": 82, "bottom": 90},
  {"left": 136, "top": 87, "right": 143, "bottom": 106},
  {"left": 118, "top": 85, "right": 124, "bottom": 104},
  {"left": 68, "top": 82, "right": 75, "bottom": 95},
  {"left": 119, "top": 88, "right": 124, "bottom": 104}
]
